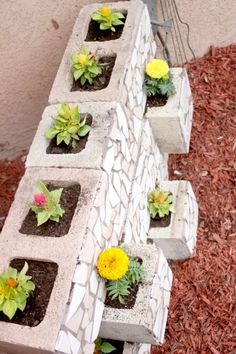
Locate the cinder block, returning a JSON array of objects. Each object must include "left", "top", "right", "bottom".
[
  {"left": 123, "top": 342, "right": 151, "bottom": 354},
  {"left": 26, "top": 102, "right": 115, "bottom": 169},
  {"left": 148, "top": 180, "right": 198, "bottom": 260},
  {"left": 48, "top": 0, "right": 146, "bottom": 105},
  {"left": 99, "top": 244, "right": 172, "bottom": 345},
  {"left": 145, "top": 68, "right": 193, "bottom": 153},
  {"left": 0, "top": 167, "right": 101, "bottom": 354}
]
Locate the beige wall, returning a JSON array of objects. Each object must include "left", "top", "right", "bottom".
[{"left": 0, "top": 0, "right": 235, "bottom": 159}]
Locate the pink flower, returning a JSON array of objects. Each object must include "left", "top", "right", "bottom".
[{"left": 34, "top": 193, "right": 47, "bottom": 207}]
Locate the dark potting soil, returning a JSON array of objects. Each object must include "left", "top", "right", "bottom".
[
  {"left": 109, "top": 340, "right": 125, "bottom": 353},
  {"left": 0, "top": 259, "right": 58, "bottom": 327},
  {"left": 150, "top": 213, "right": 171, "bottom": 228},
  {"left": 46, "top": 114, "right": 93, "bottom": 154},
  {"left": 71, "top": 56, "right": 116, "bottom": 92},
  {"left": 85, "top": 14, "right": 127, "bottom": 42},
  {"left": 19, "top": 183, "right": 80, "bottom": 237},
  {"left": 146, "top": 94, "right": 168, "bottom": 108}
]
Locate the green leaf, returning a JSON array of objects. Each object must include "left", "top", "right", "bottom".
[
  {"left": 50, "top": 188, "right": 63, "bottom": 205},
  {"left": 78, "top": 124, "right": 91, "bottom": 137},
  {"left": 73, "top": 68, "right": 84, "bottom": 81},
  {"left": 80, "top": 75, "right": 87, "bottom": 86},
  {"left": 17, "top": 300, "right": 26, "bottom": 312},
  {"left": 37, "top": 211, "right": 50, "bottom": 226},
  {"left": 101, "top": 341, "right": 116, "bottom": 353},
  {"left": 3, "top": 299, "right": 18, "bottom": 319}
]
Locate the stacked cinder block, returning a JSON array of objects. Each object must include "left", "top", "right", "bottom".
[{"left": 0, "top": 1, "right": 198, "bottom": 354}]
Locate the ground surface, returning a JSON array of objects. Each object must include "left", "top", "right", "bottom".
[{"left": 0, "top": 45, "right": 235, "bottom": 353}]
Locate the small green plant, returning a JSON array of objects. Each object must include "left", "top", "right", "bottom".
[
  {"left": 97, "top": 247, "right": 146, "bottom": 304},
  {"left": 45, "top": 103, "right": 91, "bottom": 148},
  {"left": 71, "top": 46, "right": 102, "bottom": 85},
  {"left": 0, "top": 262, "right": 35, "bottom": 319},
  {"left": 94, "top": 337, "right": 116, "bottom": 354},
  {"left": 144, "top": 59, "right": 176, "bottom": 97},
  {"left": 148, "top": 188, "right": 175, "bottom": 219},
  {"left": 30, "top": 181, "right": 65, "bottom": 226},
  {"left": 91, "top": 6, "right": 125, "bottom": 32}
]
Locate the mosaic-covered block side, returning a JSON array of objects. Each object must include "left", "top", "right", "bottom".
[
  {"left": 55, "top": 103, "right": 146, "bottom": 354},
  {"left": 124, "top": 119, "right": 167, "bottom": 244},
  {"left": 100, "top": 244, "right": 172, "bottom": 344},
  {"left": 121, "top": 5, "right": 156, "bottom": 136}
]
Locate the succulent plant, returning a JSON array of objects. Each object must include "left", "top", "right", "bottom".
[
  {"left": 45, "top": 103, "right": 91, "bottom": 148},
  {"left": 30, "top": 181, "right": 65, "bottom": 226},
  {"left": 0, "top": 262, "right": 35, "bottom": 319},
  {"left": 91, "top": 6, "right": 125, "bottom": 32},
  {"left": 148, "top": 188, "right": 175, "bottom": 218},
  {"left": 71, "top": 46, "right": 102, "bottom": 85}
]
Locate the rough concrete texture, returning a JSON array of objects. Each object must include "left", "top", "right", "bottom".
[
  {"left": 99, "top": 244, "right": 173, "bottom": 344},
  {"left": 49, "top": 0, "right": 145, "bottom": 104},
  {"left": 145, "top": 68, "right": 193, "bottom": 153},
  {"left": 26, "top": 102, "right": 115, "bottom": 168},
  {"left": 0, "top": 167, "right": 101, "bottom": 354},
  {"left": 148, "top": 180, "right": 198, "bottom": 260},
  {"left": 123, "top": 342, "right": 151, "bottom": 354},
  {"left": 1, "top": 0, "right": 235, "bottom": 160}
]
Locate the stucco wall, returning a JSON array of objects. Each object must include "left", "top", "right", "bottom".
[{"left": 0, "top": 0, "right": 235, "bottom": 159}]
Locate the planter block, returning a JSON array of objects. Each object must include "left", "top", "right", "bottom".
[
  {"left": 0, "top": 167, "right": 101, "bottom": 354},
  {"left": 99, "top": 244, "right": 173, "bottom": 345},
  {"left": 148, "top": 180, "right": 198, "bottom": 260},
  {"left": 48, "top": 0, "right": 156, "bottom": 119},
  {"left": 145, "top": 68, "right": 193, "bottom": 153},
  {"left": 26, "top": 102, "right": 114, "bottom": 169},
  {"left": 123, "top": 343, "right": 151, "bottom": 354}
]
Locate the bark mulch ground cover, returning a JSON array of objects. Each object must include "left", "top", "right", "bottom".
[
  {"left": 152, "top": 45, "right": 236, "bottom": 354},
  {"left": 0, "top": 45, "right": 235, "bottom": 352}
]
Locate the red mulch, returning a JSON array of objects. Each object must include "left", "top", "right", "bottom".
[
  {"left": 152, "top": 45, "right": 236, "bottom": 354},
  {"left": 0, "top": 157, "right": 25, "bottom": 231},
  {"left": 0, "top": 45, "right": 235, "bottom": 353}
]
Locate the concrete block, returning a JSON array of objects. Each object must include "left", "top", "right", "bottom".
[
  {"left": 26, "top": 102, "right": 115, "bottom": 169},
  {"left": 48, "top": 0, "right": 146, "bottom": 105},
  {"left": 123, "top": 342, "right": 151, "bottom": 354},
  {"left": 99, "top": 244, "right": 172, "bottom": 345},
  {"left": 0, "top": 167, "right": 102, "bottom": 354},
  {"left": 148, "top": 180, "right": 198, "bottom": 260},
  {"left": 145, "top": 68, "right": 193, "bottom": 153}
]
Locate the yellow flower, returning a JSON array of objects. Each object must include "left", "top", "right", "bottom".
[
  {"left": 78, "top": 54, "right": 88, "bottom": 65},
  {"left": 100, "top": 6, "right": 111, "bottom": 18},
  {"left": 97, "top": 248, "right": 130, "bottom": 281},
  {"left": 146, "top": 59, "right": 169, "bottom": 79}
]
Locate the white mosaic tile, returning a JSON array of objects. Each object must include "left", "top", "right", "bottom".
[
  {"left": 73, "top": 263, "right": 88, "bottom": 285},
  {"left": 102, "top": 146, "right": 115, "bottom": 174},
  {"left": 91, "top": 299, "right": 105, "bottom": 342},
  {"left": 68, "top": 332, "right": 81, "bottom": 354},
  {"left": 65, "top": 284, "right": 86, "bottom": 324},
  {"left": 55, "top": 331, "right": 71, "bottom": 354}
]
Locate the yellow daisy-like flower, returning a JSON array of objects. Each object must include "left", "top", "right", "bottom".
[
  {"left": 78, "top": 54, "right": 89, "bottom": 65},
  {"left": 100, "top": 6, "right": 112, "bottom": 18},
  {"left": 146, "top": 59, "right": 169, "bottom": 79},
  {"left": 97, "top": 247, "right": 130, "bottom": 281}
]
